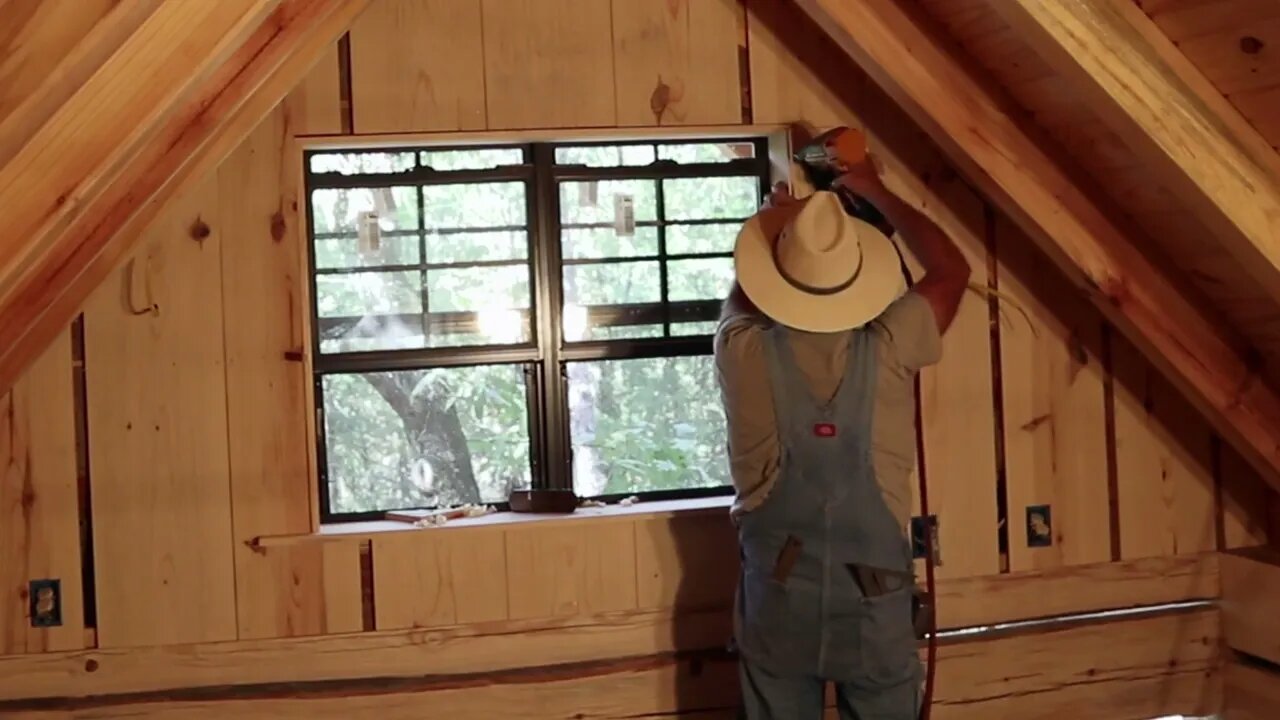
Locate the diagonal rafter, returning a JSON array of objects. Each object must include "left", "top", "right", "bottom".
[
  {"left": 0, "top": 0, "right": 370, "bottom": 398},
  {"left": 794, "top": 0, "right": 1280, "bottom": 491},
  {"left": 986, "top": 0, "right": 1280, "bottom": 308}
]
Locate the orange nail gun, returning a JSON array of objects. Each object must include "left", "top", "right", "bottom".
[{"left": 792, "top": 126, "right": 896, "bottom": 238}]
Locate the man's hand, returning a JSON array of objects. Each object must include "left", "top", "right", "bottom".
[{"left": 762, "top": 181, "right": 799, "bottom": 209}]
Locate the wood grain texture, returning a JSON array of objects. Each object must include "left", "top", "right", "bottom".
[
  {"left": 234, "top": 542, "right": 363, "bottom": 640},
  {"left": 745, "top": 0, "right": 849, "bottom": 127},
  {"left": 1224, "top": 656, "right": 1280, "bottom": 720},
  {"left": 218, "top": 108, "right": 321, "bottom": 640},
  {"left": 990, "top": 0, "right": 1280, "bottom": 312},
  {"left": 372, "top": 531, "right": 508, "bottom": 629},
  {"left": 794, "top": 0, "right": 1280, "bottom": 495},
  {"left": 1219, "top": 440, "right": 1272, "bottom": 549},
  {"left": 1220, "top": 547, "right": 1280, "bottom": 664},
  {"left": 505, "top": 521, "right": 638, "bottom": 620},
  {"left": 996, "top": 215, "right": 1111, "bottom": 570},
  {"left": 0, "top": 331, "right": 82, "bottom": 654},
  {"left": 84, "top": 177, "right": 237, "bottom": 648},
  {"left": 283, "top": 41, "right": 343, "bottom": 136},
  {"left": 349, "top": 0, "right": 487, "bottom": 133},
  {"left": 611, "top": 0, "right": 744, "bottom": 126},
  {"left": 1111, "top": 334, "right": 1217, "bottom": 559},
  {"left": 634, "top": 514, "right": 737, "bottom": 610},
  {"left": 0, "top": 0, "right": 369, "bottom": 400},
  {"left": 479, "top": 0, "right": 616, "bottom": 129},
  {"left": 0, "top": 609, "right": 1219, "bottom": 719}
]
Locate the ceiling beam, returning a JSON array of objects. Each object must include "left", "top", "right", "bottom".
[
  {"left": 794, "top": 0, "right": 1280, "bottom": 491},
  {"left": 0, "top": 0, "right": 370, "bottom": 398},
  {"left": 986, "top": 0, "right": 1280, "bottom": 308}
]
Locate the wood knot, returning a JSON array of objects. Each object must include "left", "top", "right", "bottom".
[
  {"left": 270, "top": 211, "right": 287, "bottom": 242},
  {"left": 189, "top": 216, "right": 211, "bottom": 243},
  {"left": 650, "top": 76, "right": 672, "bottom": 123},
  {"left": 85, "top": 659, "right": 99, "bottom": 672},
  {"left": 1240, "top": 36, "right": 1264, "bottom": 55}
]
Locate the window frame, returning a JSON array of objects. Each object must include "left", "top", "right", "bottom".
[{"left": 304, "top": 137, "right": 772, "bottom": 523}]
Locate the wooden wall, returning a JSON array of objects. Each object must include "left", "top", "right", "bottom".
[{"left": 0, "top": 0, "right": 1273, "bottom": 717}]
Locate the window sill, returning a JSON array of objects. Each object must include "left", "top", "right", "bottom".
[{"left": 253, "top": 495, "right": 732, "bottom": 549}]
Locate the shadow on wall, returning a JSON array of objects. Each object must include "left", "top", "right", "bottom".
[{"left": 656, "top": 512, "right": 741, "bottom": 715}]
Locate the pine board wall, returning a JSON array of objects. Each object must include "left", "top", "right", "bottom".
[{"left": 0, "top": 0, "right": 1273, "bottom": 717}]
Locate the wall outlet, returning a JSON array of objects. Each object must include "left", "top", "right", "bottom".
[
  {"left": 1026, "top": 505, "right": 1053, "bottom": 547},
  {"left": 911, "top": 515, "right": 941, "bottom": 565},
  {"left": 29, "top": 579, "right": 61, "bottom": 627}
]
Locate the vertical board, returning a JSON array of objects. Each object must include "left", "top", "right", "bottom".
[
  {"left": 235, "top": 543, "right": 364, "bottom": 638},
  {"left": 349, "top": 0, "right": 487, "bottom": 133},
  {"left": 219, "top": 108, "right": 321, "bottom": 640},
  {"left": 634, "top": 514, "right": 737, "bottom": 609},
  {"left": 480, "top": 0, "right": 616, "bottom": 129},
  {"left": 505, "top": 521, "right": 637, "bottom": 620},
  {"left": 1219, "top": 441, "right": 1271, "bottom": 549},
  {"left": 1112, "top": 335, "right": 1217, "bottom": 559},
  {"left": 372, "top": 530, "right": 508, "bottom": 630},
  {"left": 745, "top": 0, "right": 848, "bottom": 127},
  {"left": 996, "top": 216, "right": 1111, "bottom": 570},
  {"left": 611, "top": 0, "right": 745, "bottom": 126},
  {"left": 283, "top": 41, "right": 344, "bottom": 136},
  {"left": 85, "top": 178, "right": 237, "bottom": 648},
  {"left": 0, "top": 331, "right": 82, "bottom": 653},
  {"left": 0, "top": 0, "right": 117, "bottom": 122},
  {"left": 321, "top": 541, "right": 365, "bottom": 633}
]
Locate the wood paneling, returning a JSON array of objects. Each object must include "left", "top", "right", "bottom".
[
  {"left": 349, "top": 0, "right": 487, "bottom": 133},
  {"left": 479, "top": 0, "right": 617, "bottom": 129},
  {"left": 745, "top": 0, "right": 849, "bottom": 127},
  {"left": 85, "top": 178, "right": 237, "bottom": 648},
  {"left": 0, "top": 332, "right": 82, "bottom": 654},
  {"left": 372, "top": 530, "right": 508, "bottom": 629},
  {"left": 505, "top": 521, "right": 637, "bottom": 620},
  {"left": 1219, "top": 441, "right": 1272, "bottom": 549},
  {"left": 1221, "top": 547, "right": 1280, "bottom": 665},
  {"left": 1225, "top": 657, "right": 1280, "bottom": 720},
  {"left": 235, "top": 543, "right": 363, "bottom": 639},
  {"left": 283, "top": 41, "right": 343, "bottom": 136},
  {"left": 219, "top": 108, "right": 321, "bottom": 640},
  {"left": 0, "top": 609, "right": 1219, "bottom": 719},
  {"left": 0, "top": 0, "right": 119, "bottom": 121},
  {"left": 1112, "top": 335, "right": 1218, "bottom": 559},
  {"left": 634, "top": 514, "right": 737, "bottom": 610},
  {"left": 611, "top": 0, "right": 744, "bottom": 126},
  {"left": 997, "top": 216, "right": 1111, "bottom": 570}
]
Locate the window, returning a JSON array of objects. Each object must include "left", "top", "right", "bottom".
[{"left": 306, "top": 139, "right": 770, "bottom": 520}]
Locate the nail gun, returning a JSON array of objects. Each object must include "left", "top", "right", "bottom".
[{"left": 791, "top": 126, "right": 896, "bottom": 239}]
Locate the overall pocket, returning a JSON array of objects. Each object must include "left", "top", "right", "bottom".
[
  {"left": 858, "top": 585, "right": 919, "bottom": 687},
  {"left": 739, "top": 564, "right": 794, "bottom": 663}
]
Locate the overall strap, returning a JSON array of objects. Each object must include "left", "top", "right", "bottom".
[
  {"left": 761, "top": 325, "right": 817, "bottom": 433},
  {"left": 831, "top": 326, "right": 879, "bottom": 430}
]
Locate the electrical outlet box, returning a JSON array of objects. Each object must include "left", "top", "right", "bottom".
[
  {"left": 1026, "top": 505, "right": 1053, "bottom": 547},
  {"left": 911, "top": 515, "right": 941, "bottom": 565},
  {"left": 29, "top": 579, "right": 61, "bottom": 627}
]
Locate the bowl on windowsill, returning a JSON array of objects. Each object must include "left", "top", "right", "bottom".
[{"left": 508, "top": 488, "right": 579, "bottom": 514}]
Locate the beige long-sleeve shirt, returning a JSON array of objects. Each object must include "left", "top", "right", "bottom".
[{"left": 714, "top": 291, "right": 942, "bottom": 527}]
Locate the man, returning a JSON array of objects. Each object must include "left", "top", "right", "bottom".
[{"left": 715, "top": 153, "right": 969, "bottom": 719}]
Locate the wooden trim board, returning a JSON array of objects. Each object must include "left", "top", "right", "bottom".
[{"left": 1220, "top": 546, "right": 1280, "bottom": 665}]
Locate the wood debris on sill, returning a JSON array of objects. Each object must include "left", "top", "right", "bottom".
[{"left": 391, "top": 496, "right": 644, "bottom": 528}]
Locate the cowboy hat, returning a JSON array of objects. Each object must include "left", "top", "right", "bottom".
[{"left": 734, "top": 190, "right": 906, "bottom": 333}]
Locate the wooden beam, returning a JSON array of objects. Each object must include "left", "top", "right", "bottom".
[
  {"left": 0, "top": 0, "right": 371, "bottom": 399},
  {"left": 792, "top": 0, "right": 1280, "bottom": 492},
  {"left": 1221, "top": 546, "right": 1280, "bottom": 665},
  {"left": 1225, "top": 655, "right": 1280, "bottom": 720},
  {"left": 987, "top": 0, "right": 1280, "bottom": 308}
]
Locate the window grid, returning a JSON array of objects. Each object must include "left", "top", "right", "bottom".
[{"left": 305, "top": 138, "right": 771, "bottom": 522}]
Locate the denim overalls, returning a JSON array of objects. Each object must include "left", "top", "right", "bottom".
[{"left": 734, "top": 324, "right": 921, "bottom": 717}]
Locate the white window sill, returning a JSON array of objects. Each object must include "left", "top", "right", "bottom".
[{"left": 251, "top": 495, "right": 732, "bottom": 549}]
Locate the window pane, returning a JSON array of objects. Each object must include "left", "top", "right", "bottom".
[
  {"left": 563, "top": 261, "right": 661, "bottom": 341},
  {"left": 429, "top": 230, "right": 528, "bottom": 264},
  {"left": 567, "top": 356, "right": 728, "bottom": 497},
  {"left": 310, "top": 152, "right": 415, "bottom": 175},
  {"left": 561, "top": 226, "right": 658, "bottom": 259},
  {"left": 422, "top": 182, "right": 527, "bottom": 230},
  {"left": 671, "top": 321, "right": 718, "bottom": 336},
  {"left": 426, "top": 264, "right": 531, "bottom": 346},
  {"left": 668, "top": 258, "right": 734, "bottom": 302},
  {"left": 556, "top": 144, "right": 655, "bottom": 167},
  {"left": 419, "top": 148, "right": 524, "bottom": 171},
  {"left": 657, "top": 141, "right": 755, "bottom": 164},
  {"left": 667, "top": 223, "right": 739, "bottom": 255},
  {"left": 663, "top": 176, "right": 760, "bottom": 221},
  {"left": 311, "top": 187, "right": 419, "bottom": 236},
  {"left": 316, "top": 271, "right": 423, "bottom": 354},
  {"left": 322, "top": 365, "right": 532, "bottom": 514},
  {"left": 560, "top": 180, "right": 658, "bottom": 225}
]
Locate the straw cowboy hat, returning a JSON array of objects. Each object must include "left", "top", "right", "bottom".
[{"left": 734, "top": 190, "right": 906, "bottom": 333}]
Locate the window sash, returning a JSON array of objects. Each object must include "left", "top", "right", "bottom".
[{"left": 305, "top": 138, "right": 770, "bottom": 522}]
